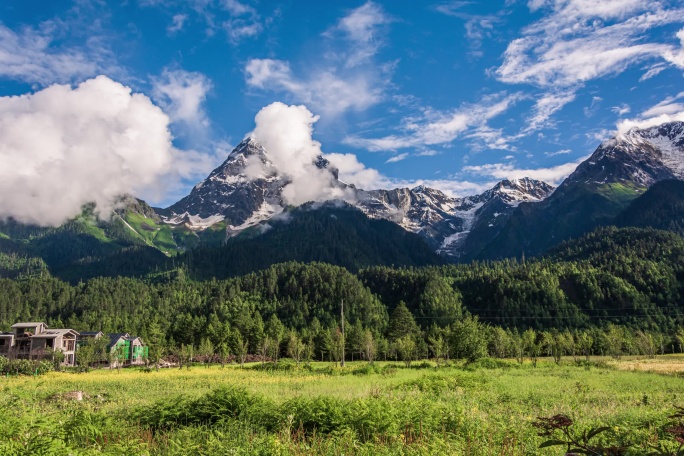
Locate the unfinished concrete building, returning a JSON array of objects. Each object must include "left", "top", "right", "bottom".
[{"left": 0, "top": 322, "right": 79, "bottom": 366}]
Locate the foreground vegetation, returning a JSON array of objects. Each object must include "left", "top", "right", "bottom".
[
  {"left": 2, "top": 226, "right": 684, "bottom": 453},
  {"left": 3, "top": 358, "right": 684, "bottom": 455}
]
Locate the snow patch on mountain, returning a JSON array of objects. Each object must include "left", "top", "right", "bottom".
[
  {"left": 227, "top": 201, "right": 283, "bottom": 236},
  {"left": 163, "top": 212, "right": 225, "bottom": 230},
  {"left": 437, "top": 201, "right": 484, "bottom": 253},
  {"left": 632, "top": 122, "right": 684, "bottom": 178},
  {"left": 161, "top": 138, "right": 556, "bottom": 258}
]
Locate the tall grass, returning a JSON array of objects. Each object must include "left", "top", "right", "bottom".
[{"left": 1, "top": 359, "right": 684, "bottom": 454}]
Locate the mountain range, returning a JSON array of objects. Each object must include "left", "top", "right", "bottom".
[
  {"left": 152, "top": 136, "right": 557, "bottom": 259},
  {"left": 1, "top": 120, "right": 683, "bottom": 280},
  {"left": 153, "top": 120, "right": 684, "bottom": 260}
]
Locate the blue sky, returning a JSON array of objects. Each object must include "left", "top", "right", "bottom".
[{"left": 1, "top": 0, "right": 684, "bottom": 212}]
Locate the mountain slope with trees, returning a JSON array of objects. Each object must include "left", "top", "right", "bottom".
[
  {"left": 1, "top": 227, "right": 684, "bottom": 364},
  {"left": 179, "top": 203, "right": 444, "bottom": 279},
  {"left": 614, "top": 179, "right": 684, "bottom": 235}
]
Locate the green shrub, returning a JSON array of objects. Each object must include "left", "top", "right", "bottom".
[
  {"left": 134, "top": 384, "right": 467, "bottom": 444},
  {"left": 283, "top": 396, "right": 347, "bottom": 435},
  {"left": 352, "top": 364, "right": 380, "bottom": 376},
  {"left": 0, "top": 357, "right": 54, "bottom": 376},
  {"left": 134, "top": 386, "right": 280, "bottom": 432},
  {"left": 36, "top": 360, "right": 54, "bottom": 375},
  {"left": 250, "top": 359, "right": 297, "bottom": 372}
]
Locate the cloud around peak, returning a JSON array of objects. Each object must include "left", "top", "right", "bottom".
[
  {"left": 247, "top": 102, "right": 356, "bottom": 206},
  {"left": 616, "top": 92, "right": 684, "bottom": 134}
]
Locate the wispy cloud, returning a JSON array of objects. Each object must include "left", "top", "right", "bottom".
[
  {"left": 583, "top": 96, "right": 603, "bottom": 118},
  {"left": 328, "top": 1, "right": 391, "bottom": 67},
  {"left": 544, "top": 149, "right": 572, "bottom": 157},
  {"left": 434, "top": 1, "right": 505, "bottom": 56},
  {"left": 222, "top": 0, "right": 263, "bottom": 43},
  {"left": 141, "top": 0, "right": 267, "bottom": 43},
  {"left": 616, "top": 92, "right": 684, "bottom": 134},
  {"left": 325, "top": 151, "right": 492, "bottom": 197},
  {"left": 497, "top": 1, "right": 684, "bottom": 133},
  {"left": 345, "top": 92, "right": 523, "bottom": 151},
  {"left": 151, "top": 68, "right": 213, "bottom": 137},
  {"left": 167, "top": 13, "right": 188, "bottom": 34},
  {"left": 611, "top": 104, "right": 631, "bottom": 116},
  {"left": 639, "top": 63, "right": 668, "bottom": 81},
  {"left": 466, "top": 126, "right": 519, "bottom": 152},
  {"left": 417, "top": 149, "right": 440, "bottom": 157},
  {"left": 0, "top": 21, "right": 117, "bottom": 85},
  {"left": 385, "top": 153, "right": 409, "bottom": 163},
  {"left": 640, "top": 92, "right": 684, "bottom": 118},
  {"left": 244, "top": 2, "right": 391, "bottom": 117},
  {"left": 463, "top": 157, "right": 587, "bottom": 186},
  {"left": 245, "top": 59, "right": 383, "bottom": 116},
  {"left": 498, "top": 2, "right": 684, "bottom": 87},
  {"left": 523, "top": 89, "right": 577, "bottom": 132}
]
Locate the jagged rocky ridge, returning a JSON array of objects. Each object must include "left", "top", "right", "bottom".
[
  {"left": 472, "top": 121, "right": 684, "bottom": 260},
  {"left": 356, "top": 178, "right": 554, "bottom": 258},
  {"left": 3, "top": 121, "right": 683, "bottom": 274},
  {"left": 158, "top": 138, "right": 555, "bottom": 259},
  {"left": 152, "top": 121, "right": 684, "bottom": 261},
  {"left": 159, "top": 139, "right": 344, "bottom": 236}
]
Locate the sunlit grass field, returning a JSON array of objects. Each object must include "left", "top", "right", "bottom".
[{"left": 2, "top": 357, "right": 684, "bottom": 455}]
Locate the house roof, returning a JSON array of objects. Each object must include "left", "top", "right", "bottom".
[
  {"left": 31, "top": 329, "right": 79, "bottom": 339},
  {"left": 126, "top": 336, "right": 146, "bottom": 345},
  {"left": 108, "top": 333, "right": 130, "bottom": 347},
  {"left": 11, "top": 322, "right": 48, "bottom": 329},
  {"left": 79, "top": 331, "right": 103, "bottom": 337}
]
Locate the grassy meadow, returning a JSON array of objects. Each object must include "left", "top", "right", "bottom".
[{"left": 2, "top": 357, "right": 684, "bottom": 455}]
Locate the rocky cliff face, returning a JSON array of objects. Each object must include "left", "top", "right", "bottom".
[
  {"left": 157, "top": 121, "right": 684, "bottom": 260},
  {"left": 355, "top": 178, "right": 554, "bottom": 258},
  {"left": 158, "top": 136, "right": 558, "bottom": 258},
  {"left": 470, "top": 121, "right": 684, "bottom": 260}
]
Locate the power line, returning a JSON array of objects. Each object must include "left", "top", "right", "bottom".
[{"left": 411, "top": 312, "right": 684, "bottom": 320}]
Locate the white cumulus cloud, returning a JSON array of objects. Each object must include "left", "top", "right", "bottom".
[
  {"left": 324, "top": 152, "right": 389, "bottom": 190},
  {"left": 152, "top": 68, "right": 213, "bottom": 135},
  {"left": 248, "top": 102, "right": 356, "bottom": 206},
  {"left": 0, "top": 76, "right": 177, "bottom": 226}
]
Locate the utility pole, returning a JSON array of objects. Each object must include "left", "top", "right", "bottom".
[{"left": 341, "top": 299, "right": 345, "bottom": 367}]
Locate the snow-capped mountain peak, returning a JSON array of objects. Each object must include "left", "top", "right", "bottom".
[
  {"left": 567, "top": 121, "right": 684, "bottom": 190},
  {"left": 355, "top": 178, "right": 554, "bottom": 258},
  {"left": 160, "top": 139, "right": 557, "bottom": 258},
  {"left": 484, "top": 177, "right": 556, "bottom": 206}
]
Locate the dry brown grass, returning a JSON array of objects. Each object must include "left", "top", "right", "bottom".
[{"left": 610, "top": 355, "right": 684, "bottom": 374}]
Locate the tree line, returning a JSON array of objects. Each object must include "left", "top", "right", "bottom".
[{"left": 0, "top": 227, "right": 683, "bottom": 366}]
